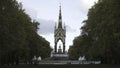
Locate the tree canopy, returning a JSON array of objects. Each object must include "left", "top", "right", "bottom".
[
  {"left": 0, "top": 0, "right": 52, "bottom": 65},
  {"left": 69, "top": 0, "right": 120, "bottom": 64}
]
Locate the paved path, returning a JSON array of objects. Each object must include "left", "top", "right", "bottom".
[{"left": 1, "top": 64, "right": 120, "bottom": 68}]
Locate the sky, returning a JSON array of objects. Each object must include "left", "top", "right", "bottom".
[{"left": 17, "top": 0, "right": 98, "bottom": 51}]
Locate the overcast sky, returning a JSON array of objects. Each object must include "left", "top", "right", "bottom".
[{"left": 17, "top": 0, "right": 98, "bottom": 51}]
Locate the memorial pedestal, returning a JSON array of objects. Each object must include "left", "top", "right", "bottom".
[{"left": 51, "top": 52, "right": 69, "bottom": 60}]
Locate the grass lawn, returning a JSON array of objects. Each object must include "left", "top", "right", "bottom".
[{"left": 0, "top": 64, "right": 120, "bottom": 68}]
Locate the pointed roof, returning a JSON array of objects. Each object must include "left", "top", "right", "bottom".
[{"left": 58, "top": 5, "right": 62, "bottom": 28}]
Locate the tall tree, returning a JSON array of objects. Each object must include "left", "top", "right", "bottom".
[
  {"left": 0, "top": 0, "right": 52, "bottom": 65},
  {"left": 69, "top": 0, "right": 120, "bottom": 64}
]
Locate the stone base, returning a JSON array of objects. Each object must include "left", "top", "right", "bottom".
[{"left": 51, "top": 53, "right": 69, "bottom": 60}]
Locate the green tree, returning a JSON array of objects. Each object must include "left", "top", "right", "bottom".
[
  {"left": 69, "top": 0, "right": 120, "bottom": 64},
  {"left": 0, "top": 0, "right": 52, "bottom": 65}
]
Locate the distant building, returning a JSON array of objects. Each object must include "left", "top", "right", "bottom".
[
  {"left": 51, "top": 5, "right": 68, "bottom": 60},
  {"left": 54, "top": 5, "right": 66, "bottom": 54}
]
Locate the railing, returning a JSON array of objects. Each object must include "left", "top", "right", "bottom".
[{"left": 38, "top": 60, "right": 101, "bottom": 64}]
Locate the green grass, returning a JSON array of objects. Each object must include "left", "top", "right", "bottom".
[{"left": 0, "top": 64, "right": 120, "bottom": 68}]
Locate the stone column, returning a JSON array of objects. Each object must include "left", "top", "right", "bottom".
[
  {"left": 54, "top": 43, "right": 57, "bottom": 53},
  {"left": 63, "top": 43, "right": 65, "bottom": 53}
]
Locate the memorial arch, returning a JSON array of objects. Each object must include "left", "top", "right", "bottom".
[{"left": 54, "top": 5, "right": 66, "bottom": 54}]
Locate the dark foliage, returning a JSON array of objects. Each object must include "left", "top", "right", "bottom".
[
  {"left": 0, "top": 0, "right": 52, "bottom": 65},
  {"left": 69, "top": 0, "right": 120, "bottom": 64}
]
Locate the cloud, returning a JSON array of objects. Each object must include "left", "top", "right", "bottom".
[
  {"left": 25, "top": 8, "right": 37, "bottom": 20},
  {"left": 17, "top": 0, "right": 38, "bottom": 20},
  {"left": 17, "top": 0, "right": 98, "bottom": 50},
  {"left": 37, "top": 19, "right": 55, "bottom": 35},
  {"left": 37, "top": 19, "right": 76, "bottom": 35},
  {"left": 66, "top": 25, "right": 76, "bottom": 32},
  {"left": 79, "top": 0, "right": 98, "bottom": 14}
]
